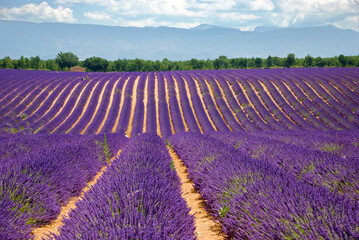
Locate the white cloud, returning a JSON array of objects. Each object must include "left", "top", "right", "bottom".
[
  {"left": 292, "top": 13, "right": 305, "bottom": 24},
  {"left": 84, "top": 11, "right": 111, "bottom": 20},
  {"left": 0, "top": 2, "right": 75, "bottom": 23},
  {"left": 333, "top": 15, "right": 359, "bottom": 32},
  {"left": 114, "top": 17, "right": 200, "bottom": 28},
  {"left": 237, "top": 0, "right": 275, "bottom": 11},
  {"left": 57, "top": 0, "right": 195, "bottom": 16},
  {"left": 276, "top": 0, "right": 358, "bottom": 14},
  {"left": 237, "top": 26, "right": 257, "bottom": 31},
  {"left": 190, "top": 0, "right": 237, "bottom": 11},
  {"left": 218, "top": 12, "right": 261, "bottom": 21},
  {"left": 270, "top": 0, "right": 359, "bottom": 28},
  {"left": 56, "top": 0, "right": 104, "bottom": 4}
]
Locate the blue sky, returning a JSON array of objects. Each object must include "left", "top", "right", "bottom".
[{"left": 0, "top": 0, "right": 358, "bottom": 31}]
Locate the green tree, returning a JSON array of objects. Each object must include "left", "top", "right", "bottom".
[
  {"left": 56, "top": 52, "right": 79, "bottom": 70},
  {"left": 46, "top": 59, "right": 59, "bottom": 71},
  {"left": 272, "top": 57, "right": 282, "bottom": 67},
  {"left": 83, "top": 56, "right": 109, "bottom": 72},
  {"left": 229, "top": 58, "right": 240, "bottom": 69},
  {"left": 265, "top": 55, "right": 273, "bottom": 69},
  {"left": 314, "top": 57, "right": 326, "bottom": 67},
  {"left": 254, "top": 57, "right": 263, "bottom": 68},
  {"left": 284, "top": 53, "right": 296, "bottom": 68},
  {"left": 17, "top": 56, "right": 27, "bottom": 69},
  {"left": 213, "top": 56, "right": 229, "bottom": 69},
  {"left": 304, "top": 54, "right": 313, "bottom": 67},
  {"left": 338, "top": 54, "right": 347, "bottom": 67},
  {"left": 112, "top": 59, "right": 127, "bottom": 71},
  {"left": 347, "top": 56, "right": 356, "bottom": 67},
  {"left": 30, "top": 56, "right": 41, "bottom": 70},
  {"left": 2, "top": 56, "right": 14, "bottom": 69},
  {"left": 190, "top": 58, "right": 201, "bottom": 70},
  {"left": 238, "top": 58, "right": 248, "bottom": 69}
]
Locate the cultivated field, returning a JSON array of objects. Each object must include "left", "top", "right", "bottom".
[{"left": 0, "top": 68, "right": 358, "bottom": 239}]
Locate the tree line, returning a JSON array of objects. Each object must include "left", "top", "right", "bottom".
[{"left": 1, "top": 52, "right": 359, "bottom": 72}]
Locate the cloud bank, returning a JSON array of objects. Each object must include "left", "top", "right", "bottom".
[{"left": 0, "top": 0, "right": 358, "bottom": 31}]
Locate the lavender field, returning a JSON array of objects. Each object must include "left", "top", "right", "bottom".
[{"left": 0, "top": 68, "right": 358, "bottom": 239}]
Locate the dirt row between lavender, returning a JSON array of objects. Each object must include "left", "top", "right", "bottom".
[
  {"left": 31, "top": 150, "right": 122, "bottom": 239},
  {"left": 168, "top": 147, "right": 225, "bottom": 239},
  {"left": 32, "top": 146, "right": 224, "bottom": 239},
  {"left": 32, "top": 74, "right": 225, "bottom": 239}
]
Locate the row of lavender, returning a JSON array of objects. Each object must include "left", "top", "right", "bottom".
[
  {"left": 54, "top": 133, "right": 196, "bottom": 239},
  {"left": 168, "top": 131, "right": 359, "bottom": 239},
  {"left": 1, "top": 68, "right": 359, "bottom": 136},
  {"left": 198, "top": 68, "right": 359, "bottom": 131},
  {"left": 0, "top": 133, "right": 128, "bottom": 239},
  {"left": 207, "top": 130, "right": 359, "bottom": 200},
  {"left": 256, "top": 130, "right": 359, "bottom": 158}
]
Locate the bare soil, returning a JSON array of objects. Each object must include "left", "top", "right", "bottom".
[
  {"left": 239, "top": 80, "right": 275, "bottom": 124},
  {"left": 164, "top": 76, "right": 176, "bottom": 134},
  {"left": 81, "top": 80, "right": 110, "bottom": 134},
  {"left": 168, "top": 147, "right": 225, "bottom": 240},
  {"left": 270, "top": 80, "right": 317, "bottom": 126},
  {"left": 28, "top": 83, "right": 62, "bottom": 118},
  {"left": 126, "top": 76, "right": 140, "bottom": 137},
  {"left": 66, "top": 81, "right": 100, "bottom": 133},
  {"left": 32, "top": 151, "right": 122, "bottom": 239},
  {"left": 35, "top": 82, "right": 72, "bottom": 122},
  {"left": 154, "top": 74, "right": 162, "bottom": 137},
  {"left": 17, "top": 86, "right": 50, "bottom": 117},
  {"left": 37, "top": 82, "right": 81, "bottom": 133},
  {"left": 193, "top": 77, "right": 218, "bottom": 131},
  {"left": 51, "top": 81, "right": 91, "bottom": 133},
  {"left": 112, "top": 77, "right": 130, "bottom": 133},
  {"left": 5, "top": 86, "right": 38, "bottom": 117},
  {"left": 225, "top": 80, "right": 254, "bottom": 124},
  {"left": 172, "top": 75, "right": 189, "bottom": 131},
  {"left": 182, "top": 75, "right": 204, "bottom": 133},
  {"left": 257, "top": 80, "right": 299, "bottom": 126},
  {"left": 142, "top": 75, "right": 149, "bottom": 133},
  {"left": 203, "top": 78, "right": 232, "bottom": 131},
  {"left": 0, "top": 87, "right": 18, "bottom": 103},
  {"left": 214, "top": 78, "right": 246, "bottom": 130},
  {"left": 96, "top": 78, "right": 121, "bottom": 134}
]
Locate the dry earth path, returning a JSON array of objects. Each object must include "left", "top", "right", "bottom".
[
  {"left": 32, "top": 150, "right": 122, "bottom": 239},
  {"left": 168, "top": 147, "right": 225, "bottom": 240},
  {"left": 112, "top": 76, "right": 130, "bottom": 133},
  {"left": 125, "top": 76, "right": 140, "bottom": 137}
]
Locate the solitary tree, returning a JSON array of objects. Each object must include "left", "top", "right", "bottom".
[
  {"left": 284, "top": 53, "right": 296, "bottom": 68},
  {"left": 56, "top": 52, "right": 79, "bottom": 70}
]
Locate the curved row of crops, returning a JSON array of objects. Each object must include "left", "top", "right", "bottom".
[
  {"left": 1, "top": 130, "right": 358, "bottom": 239},
  {"left": 1, "top": 68, "right": 359, "bottom": 239},
  {"left": 1, "top": 68, "right": 359, "bottom": 137}
]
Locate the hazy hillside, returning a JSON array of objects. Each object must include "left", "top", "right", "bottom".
[{"left": 1, "top": 20, "right": 359, "bottom": 60}]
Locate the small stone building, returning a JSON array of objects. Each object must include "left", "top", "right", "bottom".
[{"left": 70, "top": 66, "right": 85, "bottom": 72}]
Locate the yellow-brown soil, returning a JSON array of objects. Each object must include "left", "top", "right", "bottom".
[{"left": 168, "top": 147, "right": 225, "bottom": 240}]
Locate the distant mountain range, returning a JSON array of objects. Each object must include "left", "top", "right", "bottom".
[{"left": 1, "top": 20, "right": 358, "bottom": 60}]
